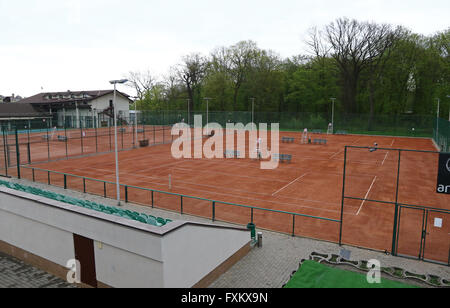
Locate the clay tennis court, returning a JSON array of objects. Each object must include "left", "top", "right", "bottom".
[{"left": 11, "top": 130, "right": 450, "bottom": 264}]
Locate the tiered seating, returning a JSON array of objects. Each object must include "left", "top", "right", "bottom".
[{"left": 0, "top": 180, "right": 172, "bottom": 227}]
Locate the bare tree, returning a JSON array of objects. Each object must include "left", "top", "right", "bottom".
[
  {"left": 126, "top": 70, "right": 156, "bottom": 101},
  {"left": 227, "top": 40, "right": 259, "bottom": 110},
  {"left": 176, "top": 53, "right": 207, "bottom": 112},
  {"left": 309, "top": 18, "right": 401, "bottom": 116}
]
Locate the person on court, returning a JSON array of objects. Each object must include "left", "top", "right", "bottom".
[
  {"left": 370, "top": 142, "right": 379, "bottom": 152},
  {"left": 256, "top": 138, "right": 263, "bottom": 160}
]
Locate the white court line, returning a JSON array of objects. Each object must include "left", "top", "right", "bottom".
[
  {"left": 330, "top": 150, "right": 344, "bottom": 159},
  {"left": 357, "top": 176, "right": 377, "bottom": 216},
  {"left": 391, "top": 139, "right": 395, "bottom": 147},
  {"left": 329, "top": 138, "right": 361, "bottom": 159},
  {"left": 381, "top": 152, "right": 389, "bottom": 166},
  {"left": 272, "top": 173, "right": 308, "bottom": 196}
]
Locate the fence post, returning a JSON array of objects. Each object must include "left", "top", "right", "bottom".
[
  {"left": 46, "top": 123, "right": 50, "bottom": 162},
  {"left": 32, "top": 168, "right": 35, "bottom": 182},
  {"left": 15, "top": 127, "right": 21, "bottom": 179},
  {"left": 212, "top": 201, "right": 216, "bottom": 222},
  {"left": 292, "top": 215, "right": 296, "bottom": 237},
  {"left": 104, "top": 182, "right": 107, "bottom": 198},
  {"left": 339, "top": 146, "right": 348, "bottom": 246},
  {"left": 391, "top": 150, "right": 402, "bottom": 256},
  {"left": 64, "top": 125, "right": 68, "bottom": 159},
  {"left": 95, "top": 119, "right": 98, "bottom": 153},
  {"left": 251, "top": 208, "right": 254, "bottom": 224},
  {"left": 83, "top": 178, "right": 86, "bottom": 193},
  {"left": 27, "top": 142, "right": 31, "bottom": 164},
  {"left": 151, "top": 191, "right": 154, "bottom": 208},
  {"left": 47, "top": 171, "right": 50, "bottom": 185},
  {"left": 2, "top": 127, "right": 8, "bottom": 177},
  {"left": 64, "top": 174, "right": 67, "bottom": 189},
  {"left": 125, "top": 185, "right": 128, "bottom": 203},
  {"left": 80, "top": 120, "right": 84, "bottom": 154},
  {"left": 180, "top": 195, "right": 183, "bottom": 214}
]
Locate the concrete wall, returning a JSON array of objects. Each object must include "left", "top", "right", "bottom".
[
  {"left": 162, "top": 224, "right": 251, "bottom": 288},
  {"left": 0, "top": 186, "right": 250, "bottom": 288}
]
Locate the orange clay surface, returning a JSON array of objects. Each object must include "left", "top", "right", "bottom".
[{"left": 7, "top": 129, "right": 449, "bottom": 264}]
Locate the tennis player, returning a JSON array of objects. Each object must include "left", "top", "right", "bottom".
[{"left": 256, "top": 138, "right": 263, "bottom": 160}]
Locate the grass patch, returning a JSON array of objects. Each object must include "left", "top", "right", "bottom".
[{"left": 284, "top": 261, "right": 418, "bottom": 289}]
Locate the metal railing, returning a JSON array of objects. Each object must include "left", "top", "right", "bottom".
[{"left": 20, "top": 166, "right": 342, "bottom": 242}]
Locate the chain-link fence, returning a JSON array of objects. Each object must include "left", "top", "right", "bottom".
[{"left": 434, "top": 117, "right": 450, "bottom": 152}]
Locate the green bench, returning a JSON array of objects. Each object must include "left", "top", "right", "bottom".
[
  {"left": 282, "top": 137, "right": 295, "bottom": 143},
  {"left": 312, "top": 139, "right": 327, "bottom": 145},
  {"left": 273, "top": 154, "right": 292, "bottom": 163},
  {"left": 336, "top": 130, "right": 348, "bottom": 135},
  {"left": 224, "top": 150, "right": 241, "bottom": 158}
]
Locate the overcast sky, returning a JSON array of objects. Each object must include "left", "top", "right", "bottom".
[{"left": 0, "top": 0, "right": 448, "bottom": 97}]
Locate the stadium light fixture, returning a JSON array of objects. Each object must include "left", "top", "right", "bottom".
[{"left": 109, "top": 79, "right": 129, "bottom": 206}]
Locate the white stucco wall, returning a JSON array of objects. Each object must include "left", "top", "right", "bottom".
[
  {"left": 161, "top": 224, "right": 250, "bottom": 288},
  {"left": 0, "top": 186, "right": 250, "bottom": 288},
  {"left": 94, "top": 243, "right": 164, "bottom": 288},
  {"left": 0, "top": 209, "right": 75, "bottom": 267}
]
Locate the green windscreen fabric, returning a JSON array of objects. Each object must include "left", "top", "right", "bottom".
[
  {"left": 284, "top": 260, "right": 418, "bottom": 289},
  {"left": 0, "top": 180, "right": 172, "bottom": 227}
]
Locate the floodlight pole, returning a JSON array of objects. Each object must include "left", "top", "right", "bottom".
[
  {"left": 187, "top": 99, "right": 191, "bottom": 126},
  {"left": 331, "top": 98, "right": 336, "bottom": 134},
  {"left": 437, "top": 98, "right": 440, "bottom": 118},
  {"left": 131, "top": 96, "right": 138, "bottom": 147},
  {"left": 436, "top": 98, "right": 440, "bottom": 139},
  {"left": 204, "top": 98, "right": 212, "bottom": 133},
  {"left": 250, "top": 98, "right": 255, "bottom": 129},
  {"left": 110, "top": 79, "right": 128, "bottom": 206},
  {"left": 447, "top": 95, "right": 450, "bottom": 121}
]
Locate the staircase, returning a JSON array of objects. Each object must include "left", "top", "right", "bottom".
[{"left": 99, "top": 106, "right": 128, "bottom": 125}]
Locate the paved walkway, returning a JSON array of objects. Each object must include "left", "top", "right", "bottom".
[
  {"left": 1, "top": 178, "right": 449, "bottom": 288},
  {"left": 0, "top": 252, "right": 76, "bottom": 288}
]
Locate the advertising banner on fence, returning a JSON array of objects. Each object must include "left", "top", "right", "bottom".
[{"left": 437, "top": 153, "right": 450, "bottom": 194}]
